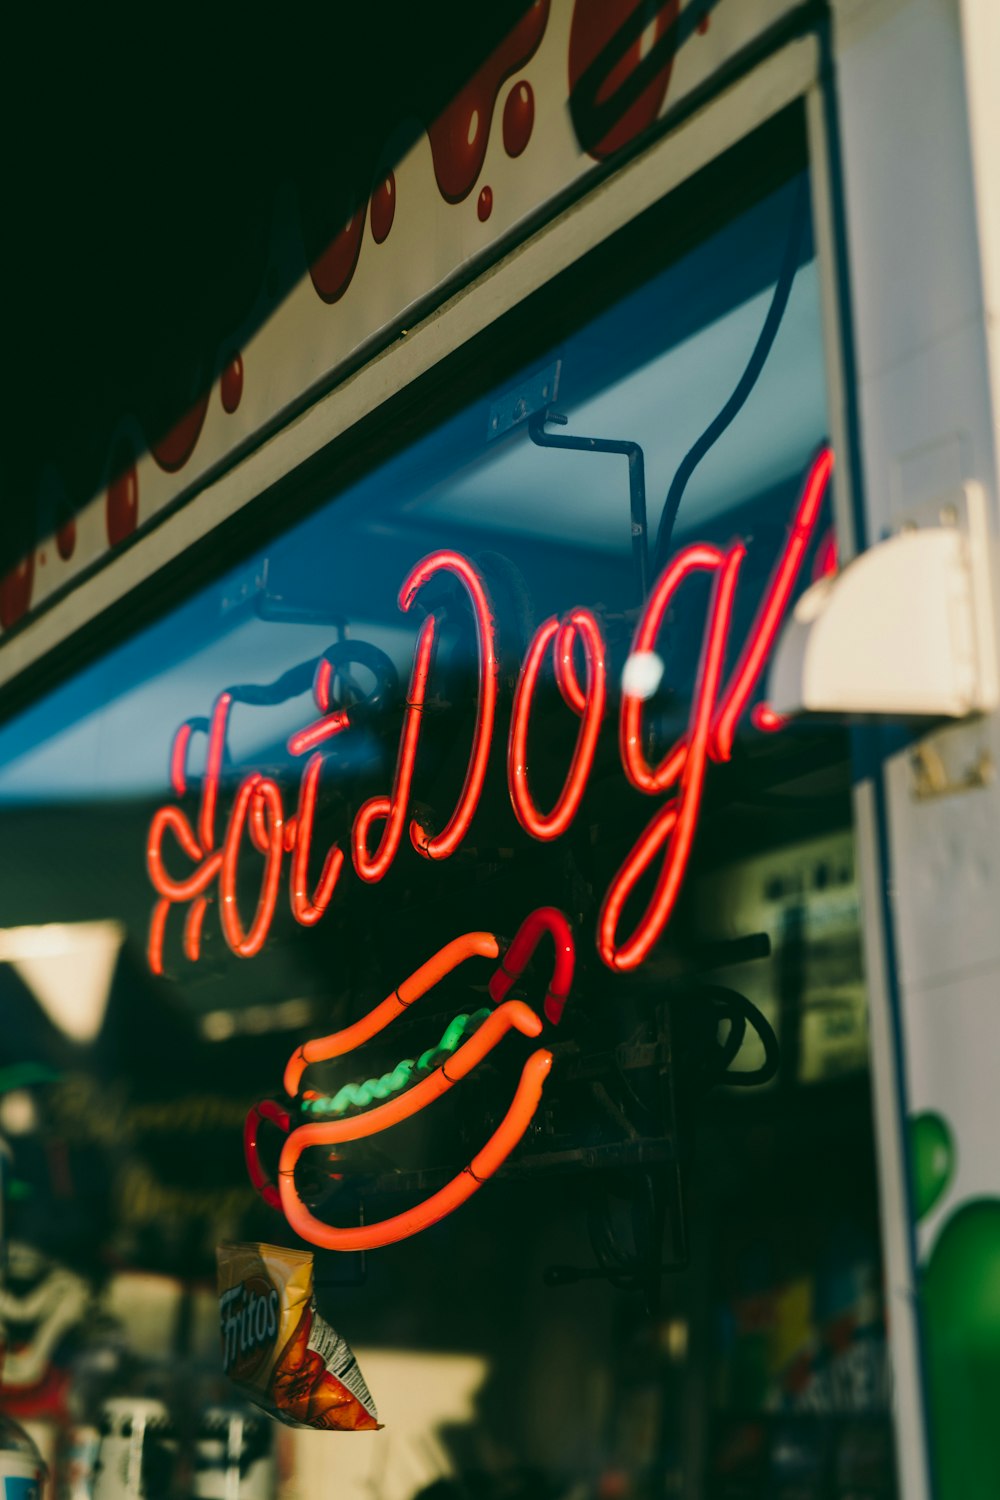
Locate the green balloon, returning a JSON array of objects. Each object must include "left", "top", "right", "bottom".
[
  {"left": 910, "top": 1111, "right": 955, "bottom": 1221},
  {"left": 924, "top": 1199, "right": 1000, "bottom": 1500}
]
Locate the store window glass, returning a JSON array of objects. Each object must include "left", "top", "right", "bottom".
[{"left": 0, "top": 132, "right": 895, "bottom": 1499}]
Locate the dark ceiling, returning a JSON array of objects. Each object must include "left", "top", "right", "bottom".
[{"left": 1, "top": 4, "right": 534, "bottom": 566}]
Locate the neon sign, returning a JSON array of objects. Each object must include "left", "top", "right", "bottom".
[
  {"left": 509, "top": 606, "right": 608, "bottom": 841},
  {"left": 147, "top": 446, "right": 833, "bottom": 977},
  {"left": 245, "top": 912, "right": 574, "bottom": 1250}
]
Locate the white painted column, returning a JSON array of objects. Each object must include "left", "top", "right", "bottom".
[{"left": 832, "top": 1, "right": 1000, "bottom": 1496}]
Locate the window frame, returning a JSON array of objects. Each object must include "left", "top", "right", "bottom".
[{"left": 0, "top": 32, "right": 824, "bottom": 723}]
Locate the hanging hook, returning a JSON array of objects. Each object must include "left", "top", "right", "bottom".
[{"left": 528, "top": 410, "right": 649, "bottom": 600}]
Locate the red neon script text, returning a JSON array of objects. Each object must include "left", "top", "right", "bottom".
[{"left": 145, "top": 449, "right": 833, "bottom": 976}]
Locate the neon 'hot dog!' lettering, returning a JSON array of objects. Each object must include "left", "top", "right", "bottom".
[{"left": 146, "top": 447, "right": 834, "bottom": 976}]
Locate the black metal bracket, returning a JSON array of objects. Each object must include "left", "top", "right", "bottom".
[
  {"left": 486, "top": 361, "right": 650, "bottom": 601},
  {"left": 528, "top": 409, "right": 650, "bottom": 601}
]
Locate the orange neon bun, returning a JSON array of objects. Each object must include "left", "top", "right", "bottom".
[
  {"left": 279, "top": 1049, "right": 551, "bottom": 1251},
  {"left": 282, "top": 931, "right": 500, "bottom": 1097}
]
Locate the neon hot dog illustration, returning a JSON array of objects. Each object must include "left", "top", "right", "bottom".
[
  {"left": 244, "top": 908, "right": 574, "bottom": 1250},
  {"left": 151, "top": 446, "right": 833, "bottom": 1249}
]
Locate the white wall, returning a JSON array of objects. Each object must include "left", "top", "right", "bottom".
[{"left": 832, "top": 1, "right": 1000, "bottom": 1495}]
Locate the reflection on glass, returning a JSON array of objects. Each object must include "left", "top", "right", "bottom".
[{"left": 0, "top": 158, "right": 895, "bottom": 1499}]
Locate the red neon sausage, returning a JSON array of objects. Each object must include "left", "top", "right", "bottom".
[
  {"left": 244, "top": 1098, "right": 292, "bottom": 1213},
  {"left": 489, "top": 907, "right": 575, "bottom": 1024}
]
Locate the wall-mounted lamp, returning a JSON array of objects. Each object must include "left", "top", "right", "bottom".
[{"left": 768, "top": 483, "right": 999, "bottom": 719}]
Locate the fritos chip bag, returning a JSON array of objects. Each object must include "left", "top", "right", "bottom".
[{"left": 217, "top": 1242, "right": 380, "bottom": 1430}]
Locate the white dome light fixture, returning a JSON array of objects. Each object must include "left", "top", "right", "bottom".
[{"left": 768, "top": 483, "right": 999, "bottom": 720}]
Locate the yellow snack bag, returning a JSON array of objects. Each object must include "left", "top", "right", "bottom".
[{"left": 216, "top": 1242, "right": 380, "bottom": 1431}]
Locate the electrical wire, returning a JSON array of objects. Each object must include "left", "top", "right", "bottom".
[{"left": 653, "top": 179, "right": 810, "bottom": 570}]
